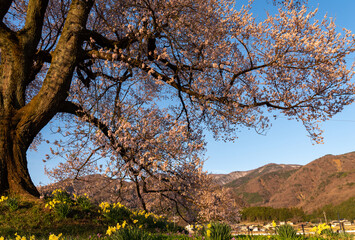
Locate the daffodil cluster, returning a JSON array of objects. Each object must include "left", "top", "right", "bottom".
[
  {"left": 45, "top": 199, "right": 67, "bottom": 210},
  {"left": 133, "top": 209, "right": 163, "bottom": 221},
  {"left": 99, "top": 202, "right": 113, "bottom": 214},
  {"left": 206, "top": 223, "right": 212, "bottom": 237},
  {"left": 0, "top": 233, "right": 62, "bottom": 240},
  {"left": 4, "top": 233, "right": 36, "bottom": 240},
  {"left": 106, "top": 220, "right": 127, "bottom": 235},
  {"left": 48, "top": 233, "right": 62, "bottom": 240},
  {"left": 99, "top": 201, "right": 129, "bottom": 213},
  {"left": 51, "top": 189, "right": 71, "bottom": 202},
  {"left": 45, "top": 197, "right": 71, "bottom": 218},
  {"left": 311, "top": 223, "right": 332, "bottom": 235},
  {"left": 73, "top": 193, "right": 90, "bottom": 200},
  {"left": 52, "top": 189, "right": 64, "bottom": 195},
  {"left": 98, "top": 201, "right": 131, "bottom": 222},
  {"left": 73, "top": 193, "right": 91, "bottom": 210},
  {"left": 0, "top": 196, "right": 8, "bottom": 203},
  {"left": 16, "top": 233, "right": 34, "bottom": 240},
  {"left": 132, "top": 209, "right": 172, "bottom": 230}
]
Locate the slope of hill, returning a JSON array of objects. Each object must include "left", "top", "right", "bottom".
[
  {"left": 214, "top": 151, "right": 355, "bottom": 213},
  {"left": 214, "top": 163, "right": 301, "bottom": 206},
  {"left": 266, "top": 151, "right": 355, "bottom": 212},
  {"left": 211, "top": 170, "right": 252, "bottom": 185}
]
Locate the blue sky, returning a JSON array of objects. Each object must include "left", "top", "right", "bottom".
[{"left": 28, "top": 0, "right": 355, "bottom": 185}]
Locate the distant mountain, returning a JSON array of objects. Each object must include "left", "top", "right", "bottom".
[
  {"left": 210, "top": 170, "right": 252, "bottom": 185},
  {"left": 212, "top": 163, "right": 301, "bottom": 206},
  {"left": 266, "top": 152, "right": 355, "bottom": 212},
  {"left": 213, "top": 151, "right": 355, "bottom": 212}
]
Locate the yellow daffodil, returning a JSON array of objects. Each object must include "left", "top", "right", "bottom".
[
  {"left": 206, "top": 229, "right": 211, "bottom": 237},
  {"left": 48, "top": 233, "right": 62, "bottom": 240},
  {"left": 272, "top": 220, "right": 277, "bottom": 227},
  {"left": 312, "top": 223, "right": 331, "bottom": 235},
  {"left": 116, "top": 223, "right": 121, "bottom": 230},
  {"left": 106, "top": 226, "right": 117, "bottom": 236},
  {"left": 0, "top": 196, "right": 8, "bottom": 203},
  {"left": 14, "top": 233, "right": 20, "bottom": 240},
  {"left": 14, "top": 233, "right": 27, "bottom": 240}
]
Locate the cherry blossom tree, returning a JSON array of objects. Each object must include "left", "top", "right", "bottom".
[{"left": 1, "top": 0, "right": 355, "bottom": 200}]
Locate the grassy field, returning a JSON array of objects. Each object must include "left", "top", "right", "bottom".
[{"left": 0, "top": 191, "right": 354, "bottom": 240}]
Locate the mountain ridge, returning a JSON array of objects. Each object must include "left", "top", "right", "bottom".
[{"left": 213, "top": 151, "right": 355, "bottom": 212}]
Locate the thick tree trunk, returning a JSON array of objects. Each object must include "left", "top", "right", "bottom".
[
  {"left": 0, "top": 118, "right": 39, "bottom": 197},
  {"left": 0, "top": 0, "right": 94, "bottom": 197}
]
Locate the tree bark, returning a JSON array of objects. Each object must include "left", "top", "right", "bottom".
[
  {"left": 0, "top": 0, "right": 94, "bottom": 197},
  {"left": 0, "top": 118, "right": 39, "bottom": 197}
]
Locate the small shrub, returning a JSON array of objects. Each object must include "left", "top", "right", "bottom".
[
  {"left": 52, "top": 189, "right": 71, "bottom": 202},
  {"left": 6, "top": 197, "right": 19, "bottom": 211},
  {"left": 74, "top": 193, "right": 92, "bottom": 210},
  {"left": 99, "top": 202, "right": 131, "bottom": 223},
  {"left": 45, "top": 198, "right": 71, "bottom": 219},
  {"left": 132, "top": 209, "right": 171, "bottom": 232},
  {"left": 45, "top": 189, "right": 73, "bottom": 219},
  {"left": 204, "top": 221, "right": 232, "bottom": 240},
  {"left": 320, "top": 228, "right": 338, "bottom": 238},
  {"left": 110, "top": 226, "right": 150, "bottom": 240},
  {"left": 275, "top": 224, "right": 297, "bottom": 239}
]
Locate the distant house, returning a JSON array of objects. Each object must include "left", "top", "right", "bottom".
[{"left": 343, "top": 221, "right": 352, "bottom": 226}]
